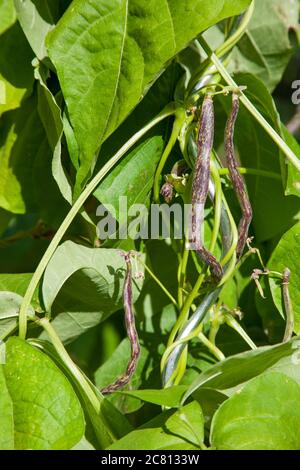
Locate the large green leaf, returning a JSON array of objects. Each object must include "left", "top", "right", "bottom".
[
  {"left": 108, "top": 401, "right": 204, "bottom": 450},
  {"left": 0, "top": 94, "right": 68, "bottom": 223},
  {"left": 117, "top": 385, "right": 188, "bottom": 408},
  {"left": 0, "top": 96, "right": 43, "bottom": 213},
  {"left": 46, "top": 0, "right": 251, "bottom": 185},
  {"left": 72, "top": 437, "right": 95, "bottom": 450},
  {"left": 0, "top": 273, "right": 32, "bottom": 296},
  {"left": 41, "top": 241, "right": 145, "bottom": 343},
  {"left": 183, "top": 337, "right": 300, "bottom": 402},
  {"left": 217, "top": 73, "right": 300, "bottom": 242},
  {"left": 94, "top": 136, "right": 163, "bottom": 222},
  {"left": 211, "top": 372, "right": 300, "bottom": 450},
  {"left": 28, "top": 338, "right": 132, "bottom": 449},
  {"left": 0, "top": 337, "right": 85, "bottom": 450},
  {"left": 268, "top": 221, "right": 300, "bottom": 332},
  {"left": 14, "top": 0, "right": 60, "bottom": 59},
  {"left": 229, "top": 0, "right": 298, "bottom": 90},
  {"left": 0, "top": 0, "right": 16, "bottom": 35},
  {"left": 0, "top": 22, "right": 34, "bottom": 116}
]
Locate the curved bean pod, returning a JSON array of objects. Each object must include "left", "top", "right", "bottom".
[
  {"left": 225, "top": 94, "right": 252, "bottom": 258},
  {"left": 101, "top": 253, "right": 140, "bottom": 394},
  {"left": 190, "top": 95, "right": 223, "bottom": 282}
]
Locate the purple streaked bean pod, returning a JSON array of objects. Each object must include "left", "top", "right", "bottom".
[
  {"left": 101, "top": 252, "right": 140, "bottom": 395},
  {"left": 282, "top": 268, "right": 294, "bottom": 342},
  {"left": 225, "top": 93, "right": 252, "bottom": 258},
  {"left": 190, "top": 94, "right": 223, "bottom": 282}
]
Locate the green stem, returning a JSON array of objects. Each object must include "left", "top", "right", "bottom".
[
  {"left": 153, "top": 108, "right": 186, "bottom": 202},
  {"left": 219, "top": 167, "right": 281, "bottom": 181},
  {"left": 186, "top": 2, "right": 254, "bottom": 100},
  {"left": 38, "top": 318, "right": 102, "bottom": 411},
  {"left": 18, "top": 104, "right": 177, "bottom": 339},
  {"left": 216, "top": 1, "right": 255, "bottom": 58},
  {"left": 209, "top": 318, "right": 221, "bottom": 345},
  {"left": 198, "top": 36, "right": 300, "bottom": 173},
  {"left": 178, "top": 245, "right": 189, "bottom": 308},
  {"left": 198, "top": 332, "right": 225, "bottom": 361},
  {"left": 224, "top": 313, "right": 257, "bottom": 350}
]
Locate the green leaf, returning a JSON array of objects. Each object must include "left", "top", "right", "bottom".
[
  {"left": 135, "top": 240, "right": 179, "bottom": 326},
  {"left": 0, "top": 22, "right": 34, "bottom": 116},
  {"left": 183, "top": 337, "right": 300, "bottom": 402},
  {"left": 0, "top": 362, "right": 13, "bottom": 449},
  {"left": 211, "top": 372, "right": 300, "bottom": 450},
  {"left": 118, "top": 386, "right": 188, "bottom": 408},
  {"left": 218, "top": 73, "right": 300, "bottom": 242},
  {"left": 268, "top": 221, "right": 300, "bottom": 332},
  {"left": 14, "top": 0, "right": 60, "bottom": 59},
  {"left": 0, "top": 96, "right": 68, "bottom": 225},
  {"left": 72, "top": 437, "right": 95, "bottom": 450},
  {"left": 0, "top": 96, "right": 44, "bottom": 213},
  {"left": 0, "top": 291, "right": 34, "bottom": 340},
  {"left": 192, "top": 388, "right": 227, "bottom": 427},
  {"left": 255, "top": 275, "right": 285, "bottom": 344},
  {"left": 281, "top": 125, "right": 300, "bottom": 198},
  {"left": 46, "top": 0, "right": 251, "bottom": 184},
  {"left": 32, "top": 137, "right": 71, "bottom": 228},
  {"left": 229, "top": 0, "right": 298, "bottom": 90},
  {"left": 34, "top": 62, "right": 73, "bottom": 204},
  {"left": 0, "top": 273, "right": 32, "bottom": 296},
  {"left": 108, "top": 401, "right": 204, "bottom": 450},
  {"left": 98, "top": 62, "right": 181, "bottom": 161},
  {"left": 28, "top": 338, "right": 132, "bottom": 448},
  {"left": 94, "top": 136, "right": 163, "bottom": 221},
  {"left": 41, "top": 241, "right": 145, "bottom": 343},
  {"left": 0, "top": 0, "right": 16, "bottom": 35},
  {"left": 0, "top": 337, "right": 85, "bottom": 450}
]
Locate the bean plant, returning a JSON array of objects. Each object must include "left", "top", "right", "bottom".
[{"left": 1, "top": 0, "right": 300, "bottom": 451}]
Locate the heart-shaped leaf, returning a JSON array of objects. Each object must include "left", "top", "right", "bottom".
[
  {"left": 211, "top": 372, "right": 300, "bottom": 450},
  {"left": 108, "top": 400, "right": 204, "bottom": 450},
  {"left": 0, "top": 337, "right": 85, "bottom": 450}
]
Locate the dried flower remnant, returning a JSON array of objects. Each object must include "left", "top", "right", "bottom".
[
  {"left": 101, "top": 252, "right": 140, "bottom": 394},
  {"left": 160, "top": 181, "right": 174, "bottom": 203},
  {"left": 225, "top": 93, "right": 253, "bottom": 258}
]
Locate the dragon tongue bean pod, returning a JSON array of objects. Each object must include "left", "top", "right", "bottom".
[
  {"left": 225, "top": 93, "right": 253, "bottom": 258},
  {"left": 101, "top": 252, "right": 140, "bottom": 395},
  {"left": 190, "top": 94, "right": 223, "bottom": 282}
]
